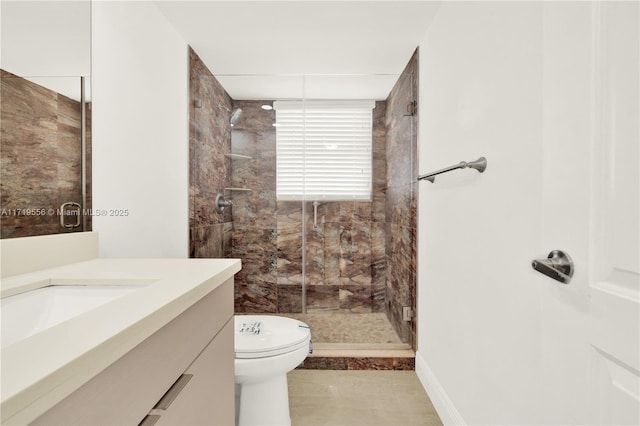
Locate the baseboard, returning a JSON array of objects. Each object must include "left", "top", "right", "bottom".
[{"left": 415, "top": 351, "right": 466, "bottom": 426}]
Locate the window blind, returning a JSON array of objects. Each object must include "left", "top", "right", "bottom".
[{"left": 274, "top": 100, "right": 375, "bottom": 201}]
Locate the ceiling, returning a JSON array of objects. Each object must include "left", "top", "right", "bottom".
[
  {"left": 154, "top": 1, "right": 441, "bottom": 100},
  {"left": 0, "top": 1, "right": 440, "bottom": 101}
]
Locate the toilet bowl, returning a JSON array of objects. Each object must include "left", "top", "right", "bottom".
[{"left": 234, "top": 315, "right": 311, "bottom": 426}]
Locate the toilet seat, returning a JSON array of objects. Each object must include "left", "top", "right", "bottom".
[{"left": 235, "top": 315, "right": 310, "bottom": 359}]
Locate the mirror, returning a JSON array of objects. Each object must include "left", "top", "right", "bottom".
[{"left": 1, "top": 1, "right": 91, "bottom": 238}]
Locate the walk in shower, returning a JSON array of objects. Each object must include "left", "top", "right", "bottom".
[{"left": 189, "top": 48, "right": 418, "bottom": 357}]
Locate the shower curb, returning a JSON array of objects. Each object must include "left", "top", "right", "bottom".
[{"left": 298, "top": 349, "right": 415, "bottom": 370}]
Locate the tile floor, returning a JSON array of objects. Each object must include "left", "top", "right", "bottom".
[
  {"left": 282, "top": 313, "right": 404, "bottom": 344},
  {"left": 287, "top": 370, "right": 443, "bottom": 426}
]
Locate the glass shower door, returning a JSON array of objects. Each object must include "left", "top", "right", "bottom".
[
  {"left": 299, "top": 73, "right": 414, "bottom": 348},
  {"left": 222, "top": 75, "right": 306, "bottom": 316}
]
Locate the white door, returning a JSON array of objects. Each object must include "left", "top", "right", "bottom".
[{"left": 588, "top": 2, "right": 639, "bottom": 424}]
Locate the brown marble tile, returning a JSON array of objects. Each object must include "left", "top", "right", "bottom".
[
  {"left": 372, "top": 171, "right": 386, "bottom": 223},
  {"left": 385, "top": 51, "right": 418, "bottom": 189},
  {"left": 371, "top": 281, "right": 386, "bottom": 313},
  {"left": 232, "top": 100, "right": 276, "bottom": 133},
  {"left": 347, "top": 357, "right": 415, "bottom": 370},
  {"left": 352, "top": 201, "right": 371, "bottom": 224},
  {"left": 235, "top": 281, "right": 277, "bottom": 313},
  {"left": 192, "top": 224, "right": 226, "bottom": 258},
  {"left": 189, "top": 48, "right": 233, "bottom": 258},
  {"left": 323, "top": 251, "right": 341, "bottom": 286},
  {"left": 56, "top": 94, "right": 82, "bottom": 192},
  {"left": 277, "top": 284, "right": 303, "bottom": 313},
  {"left": 231, "top": 227, "right": 276, "bottom": 285},
  {"left": 339, "top": 284, "right": 372, "bottom": 313},
  {"left": 84, "top": 102, "right": 92, "bottom": 231},
  {"left": 223, "top": 222, "right": 233, "bottom": 258},
  {"left": 299, "top": 357, "right": 348, "bottom": 370},
  {"left": 299, "top": 357, "right": 414, "bottom": 371},
  {"left": 1, "top": 70, "right": 86, "bottom": 239},
  {"left": 305, "top": 224, "right": 325, "bottom": 286},
  {"left": 306, "top": 285, "right": 339, "bottom": 313},
  {"left": 276, "top": 221, "right": 303, "bottom": 285}
]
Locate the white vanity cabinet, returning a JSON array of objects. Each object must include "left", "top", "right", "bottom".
[
  {"left": 31, "top": 278, "right": 235, "bottom": 426},
  {"left": 143, "top": 320, "right": 234, "bottom": 425}
]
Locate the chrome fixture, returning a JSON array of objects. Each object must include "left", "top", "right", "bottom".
[
  {"left": 60, "top": 202, "right": 81, "bottom": 229},
  {"left": 404, "top": 100, "right": 417, "bottom": 116},
  {"left": 419, "top": 156, "right": 487, "bottom": 183},
  {"left": 312, "top": 201, "right": 322, "bottom": 230},
  {"left": 215, "top": 193, "right": 232, "bottom": 213},
  {"left": 402, "top": 307, "right": 414, "bottom": 322},
  {"left": 532, "top": 250, "right": 574, "bottom": 284},
  {"left": 217, "top": 103, "right": 243, "bottom": 126},
  {"left": 230, "top": 108, "right": 243, "bottom": 126}
]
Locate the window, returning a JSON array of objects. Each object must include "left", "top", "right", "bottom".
[{"left": 274, "top": 100, "right": 375, "bottom": 201}]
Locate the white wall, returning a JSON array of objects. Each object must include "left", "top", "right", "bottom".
[
  {"left": 92, "top": 1, "right": 189, "bottom": 258},
  {"left": 417, "top": 2, "right": 598, "bottom": 424}
]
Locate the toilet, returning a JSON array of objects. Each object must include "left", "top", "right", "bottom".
[{"left": 234, "top": 315, "right": 311, "bottom": 426}]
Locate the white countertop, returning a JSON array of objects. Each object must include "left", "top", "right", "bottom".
[{"left": 0, "top": 258, "right": 241, "bottom": 424}]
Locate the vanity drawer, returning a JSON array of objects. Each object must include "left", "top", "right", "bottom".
[
  {"left": 30, "top": 278, "right": 234, "bottom": 426},
  {"left": 141, "top": 319, "right": 234, "bottom": 426}
]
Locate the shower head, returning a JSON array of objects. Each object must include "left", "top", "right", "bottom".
[{"left": 230, "top": 108, "right": 243, "bottom": 126}]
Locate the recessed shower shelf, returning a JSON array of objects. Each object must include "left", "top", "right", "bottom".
[
  {"left": 224, "top": 187, "right": 252, "bottom": 192},
  {"left": 225, "top": 153, "right": 252, "bottom": 160}
]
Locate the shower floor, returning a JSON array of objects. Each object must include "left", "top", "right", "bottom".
[
  {"left": 281, "top": 312, "right": 404, "bottom": 345},
  {"left": 248, "top": 312, "right": 415, "bottom": 369}
]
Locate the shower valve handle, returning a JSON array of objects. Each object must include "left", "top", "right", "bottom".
[{"left": 215, "top": 193, "right": 232, "bottom": 213}]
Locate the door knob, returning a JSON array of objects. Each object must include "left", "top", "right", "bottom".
[{"left": 532, "top": 250, "right": 574, "bottom": 284}]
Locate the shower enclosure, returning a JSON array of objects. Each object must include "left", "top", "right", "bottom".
[{"left": 189, "top": 48, "right": 418, "bottom": 356}]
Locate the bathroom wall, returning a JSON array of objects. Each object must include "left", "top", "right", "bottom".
[
  {"left": 384, "top": 50, "right": 418, "bottom": 346},
  {"left": 1, "top": 70, "right": 86, "bottom": 238},
  {"left": 416, "top": 2, "right": 638, "bottom": 424},
  {"left": 188, "top": 48, "right": 233, "bottom": 259},
  {"left": 231, "top": 100, "right": 389, "bottom": 316},
  {"left": 92, "top": 1, "right": 189, "bottom": 257}
]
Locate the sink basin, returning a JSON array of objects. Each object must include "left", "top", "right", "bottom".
[{"left": 1, "top": 285, "right": 144, "bottom": 348}]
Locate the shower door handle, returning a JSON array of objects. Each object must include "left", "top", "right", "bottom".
[
  {"left": 60, "top": 202, "right": 82, "bottom": 229},
  {"left": 531, "top": 250, "right": 574, "bottom": 284}
]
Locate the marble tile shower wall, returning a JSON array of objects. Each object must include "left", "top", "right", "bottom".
[
  {"left": 188, "top": 47, "right": 418, "bottom": 349},
  {"left": 385, "top": 50, "right": 418, "bottom": 347},
  {"left": 231, "top": 101, "right": 388, "bottom": 316},
  {"left": 1, "top": 70, "right": 88, "bottom": 238},
  {"left": 189, "top": 48, "right": 233, "bottom": 258}
]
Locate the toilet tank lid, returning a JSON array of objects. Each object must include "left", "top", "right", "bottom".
[{"left": 234, "top": 315, "right": 310, "bottom": 356}]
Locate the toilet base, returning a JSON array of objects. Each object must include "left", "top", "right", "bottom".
[{"left": 236, "top": 374, "right": 291, "bottom": 426}]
